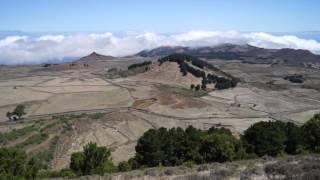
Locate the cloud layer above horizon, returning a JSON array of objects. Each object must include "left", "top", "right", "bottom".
[{"left": 1, "top": 31, "right": 320, "bottom": 64}]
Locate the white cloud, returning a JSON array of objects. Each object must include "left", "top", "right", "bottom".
[
  {"left": 37, "top": 35, "right": 65, "bottom": 42},
  {"left": 0, "top": 36, "right": 28, "bottom": 48},
  {"left": 0, "top": 31, "right": 320, "bottom": 64}
]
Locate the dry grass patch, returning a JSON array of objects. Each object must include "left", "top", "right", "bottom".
[{"left": 156, "top": 84, "right": 208, "bottom": 98}]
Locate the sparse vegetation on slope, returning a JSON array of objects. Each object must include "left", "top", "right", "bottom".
[
  {"left": 158, "top": 54, "right": 207, "bottom": 78},
  {"left": 15, "top": 133, "right": 48, "bottom": 149},
  {"left": 32, "top": 136, "right": 59, "bottom": 169},
  {"left": 106, "top": 60, "right": 152, "bottom": 78},
  {"left": 157, "top": 84, "right": 208, "bottom": 97},
  {"left": 0, "top": 125, "right": 36, "bottom": 145},
  {"left": 158, "top": 53, "right": 239, "bottom": 90},
  {"left": 106, "top": 64, "right": 150, "bottom": 78}
]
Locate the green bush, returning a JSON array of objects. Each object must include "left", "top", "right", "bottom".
[
  {"left": 100, "top": 114, "right": 320, "bottom": 173},
  {"left": 6, "top": 104, "right": 26, "bottom": 120},
  {"left": 14, "top": 104, "right": 26, "bottom": 118},
  {"left": 135, "top": 126, "right": 241, "bottom": 168},
  {"left": 57, "top": 168, "right": 77, "bottom": 178},
  {"left": 242, "top": 121, "right": 287, "bottom": 156},
  {"left": 118, "top": 161, "right": 132, "bottom": 172},
  {"left": 70, "top": 142, "right": 115, "bottom": 176},
  {"left": 302, "top": 114, "right": 320, "bottom": 152},
  {"left": 128, "top": 61, "right": 151, "bottom": 70},
  {"left": 104, "top": 160, "right": 117, "bottom": 174},
  {"left": 0, "top": 147, "right": 39, "bottom": 179},
  {"left": 37, "top": 168, "right": 77, "bottom": 178},
  {"left": 200, "top": 133, "right": 238, "bottom": 162}
]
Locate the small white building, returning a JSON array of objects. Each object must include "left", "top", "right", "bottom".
[{"left": 9, "top": 114, "right": 19, "bottom": 121}]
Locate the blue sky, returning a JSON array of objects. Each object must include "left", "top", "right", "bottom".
[
  {"left": 1, "top": 0, "right": 320, "bottom": 64},
  {"left": 1, "top": 0, "right": 319, "bottom": 32}
]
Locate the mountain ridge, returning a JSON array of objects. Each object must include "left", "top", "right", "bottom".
[{"left": 136, "top": 44, "right": 320, "bottom": 65}]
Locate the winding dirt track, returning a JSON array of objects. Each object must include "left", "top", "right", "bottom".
[
  {"left": 0, "top": 78, "right": 311, "bottom": 128},
  {"left": 0, "top": 104, "right": 306, "bottom": 128}
]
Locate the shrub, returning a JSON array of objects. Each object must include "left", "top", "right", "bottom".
[
  {"left": 70, "top": 142, "right": 114, "bottom": 176},
  {"left": 284, "top": 74, "right": 304, "bottom": 83},
  {"left": 134, "top": 126, "right": 243, "bottom": 168},
  {"left": 0, "top": 147, "right": 40, "bottom": 179},
  {"left": 215, "top": 77, "right": 238, "bottom": 90},
  {"left": 135, "top": 128, "right": 166, "bottom": 167},
  {"left": 302, "top": 114, "right": 320, "bottom": 152},
  {"left": 200, "top": 133, "right": 238, "bottom": 162},
  {"left": 14, "top": 104, "right": 26, "bottom": 118},
  {"left": 56, "top": 168, "right": 77, "bottom": 178},
  {"left": 128, "top": 157, "right": 139, "bottom": 170},
  {"left": 104, "top": 160, "right": 117, "bottom": 174},
  {"left": 7, "top": 104, "right": 26, "bottom": 120},
  {"left": 190, "top": 84, "right": 195, "bottom": 90},
  {"left": 128, "top": 61, "right": 152, "bottom": 70},
  {"left": 195, "top": 84, "right": 200, "bottom": 91},
  {"left": 242, "top": 121, "right": 287, "bottom": 156},
  {"left": 285, "top": 122, "right": 304, "bottom": 154},
  {"left": 118, "top": 161, "right": 132, "bottom": 172}
]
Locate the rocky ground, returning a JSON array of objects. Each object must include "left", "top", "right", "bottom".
[{"left": 51, "top": 155, "right": 320, "bottom": 180}]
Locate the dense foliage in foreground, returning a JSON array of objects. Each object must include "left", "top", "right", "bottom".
[
  {"left": 0, "top": 148, "right": 38, "bottom": 179},
  {"left": 129, "top": 114, "right": 320, "bottom": 170},
  {"left": 1, "top": 113, "right": 320, "bottom": 179}
]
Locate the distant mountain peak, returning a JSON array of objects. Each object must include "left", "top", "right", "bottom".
[
  {"left": 91, "top": 51, "right": 100, "bottom": 55},
  {"left": 78, "top": 51, "right": 114, "bottom": 62},
  {"left": 87, "top": 51, "right": 103, "bottom": 57}
]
